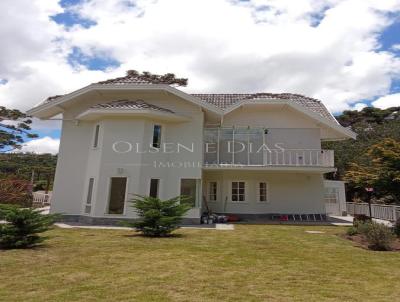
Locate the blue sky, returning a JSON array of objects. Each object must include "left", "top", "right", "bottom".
[
  {"left": 40, "top": 1, "right": 400, "bottom": 141},
  {"left": 1, "top": 0, "right": 400, "bottom": 153}
]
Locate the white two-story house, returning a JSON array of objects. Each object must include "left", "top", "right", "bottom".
[{"left": 27, "top": 71, "right": 355, "bottom": 224}]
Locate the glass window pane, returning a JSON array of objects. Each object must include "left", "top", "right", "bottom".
[
  {"left": 149, "top": 179, "right": 159, "bottom": 198},
  {"left": 234, "top": 128, "right": 248, "bottom": 165},
  {"left": 249, "top": 128, "right": 264, "bottom": 165},
  {"left": 219, "top": 128, "right": 233, "bottom": 164},
  {"left": 86, "top": 178, "right": 94, "bottom": 204},
  {"left": 209, "top": 182, "right": 217, "bottom": 201},
  {"left": 108, "top": 177, "right": 127, "bottom": 214},
  {"left": 204, "top": 129, "right": 218, "bottom": 164},
  {"left": 180, "top": 179, "right": 197, "bottom": 207},
  {"left": 152, "top": 125, "right": 162, "bottom": 148},
  {"left": 93, "top": 125, "right": 100, "bottom": 148}
]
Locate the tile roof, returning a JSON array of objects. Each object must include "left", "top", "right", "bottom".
[
  {"left": 91, "top": 99, "right": 174, "bottom": 113},
  {"left": 191, "top": 93, "right": 336, "bottom": 121},
  {"left": 38, "top": 72, "right": 335, "bottom": 122}
]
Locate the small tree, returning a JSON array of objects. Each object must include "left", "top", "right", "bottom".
[
  {"left": 0, "top": 204, "right": 58, "bottom": 249},
  {"left": 345, "top": 138, "right": 400, "bottom": 203},
  {"left": 124, "top": 195, "right": 191, "bottom": 237}
]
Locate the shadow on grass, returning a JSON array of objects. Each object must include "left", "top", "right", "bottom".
[
  {"left": 0, "top": 242, "right": 51, "bottom": 252},
  {"left": 122, "top": 232, "right": 187, "bottom": 239}
]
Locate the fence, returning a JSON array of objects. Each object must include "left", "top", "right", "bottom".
[
  {"left": 346, "top": 202, "right": 400, "bottom": 221},
  {"left": 32, "top": 192, "right": 52, "bottom": 207}
]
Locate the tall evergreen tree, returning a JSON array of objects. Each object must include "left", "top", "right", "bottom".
[{"left": 0, "top": 106, "right": 38, "bottom": 152}]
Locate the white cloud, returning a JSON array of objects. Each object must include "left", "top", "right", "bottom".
[
  {"left": 0, "top": 0, "right": 400, "bottom": 123},
  {"left": 372, "top": 93, "right": 400, "bottom": 108},
  {"left": 352, "top": 102, "right": 368, "bottom": 111},
  {"left": 18, "top": 137, "right": 60, "bottom": 154}
]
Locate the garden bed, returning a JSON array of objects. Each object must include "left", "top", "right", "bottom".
[{"left": 344, "top": 234, "right": 400, "bottom": 251}]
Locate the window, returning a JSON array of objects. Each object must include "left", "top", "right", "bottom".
[
  {"left": 152, "top": 125, "right": 162, "bottom": 148},
  {"left": 231, "top": 181, "right": 245, "bottom": 202},
  {"left": 107, "top": 177, "right": 127, "bottom": 214},
  {"left": 258, "top": 182, "right": 268, "bottom": 202},
  {"left": 84, "top": 178, "right": 94, "bottom": 214},
  {"left": 180, "top": 179, "right": 197, "bottom": 207},
  {"left": 93, "top": 124, "right": 100, "bottom": 148},
  {"left": 324, "top": 188, "right": 338, "bottom": 204},
  {"left": 208, "top": 182, "right": 217, "bottom": 202},
  {"left": 149, "top": 179, "right": 160, "bottom": 198}
]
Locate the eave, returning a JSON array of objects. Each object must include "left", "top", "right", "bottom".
[{"left": 75, "top": 108, "right": 191, "bottom": 122}]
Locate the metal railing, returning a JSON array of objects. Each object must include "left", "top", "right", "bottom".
[
  {"left": 346, "top": 202, "right": 400, "bottom": 221},
  {"left": 204, "top": 149, "right": 334, "bottom": 167}
]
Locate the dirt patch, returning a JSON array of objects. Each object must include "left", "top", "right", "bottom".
[{"left": 342, "top": 234, "right": 400, "bottom": 251}]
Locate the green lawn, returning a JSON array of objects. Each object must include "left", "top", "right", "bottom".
[{"left": 1, "top": 225, "right": 399, "bottom": 302}]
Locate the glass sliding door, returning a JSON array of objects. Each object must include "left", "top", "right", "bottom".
[{"left": 107, "top": 177, "right": 127, "bottom": 214}]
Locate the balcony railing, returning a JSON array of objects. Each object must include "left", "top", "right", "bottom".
[
  {"left": 204, "top": 148, "right": 334, "bottom": 167},
  {"left": 203, "top": 128, "right": 334, "bottom": 168}
]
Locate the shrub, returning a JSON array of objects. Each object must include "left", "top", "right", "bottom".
[
  {"left": 353, "top": 214, "right": 372, "bottom": 228},
  {"left": 357, "top": 221, "right": 373, "bottom": 235},
  {"left": 0, "top": 179, "right": 32, "bottom": 206},
  {"left": 123, "top": 195, "right": 192, "bottom": 237},
  {"left": 347, "top": 226, "right": 358, "bottom": 236},
  {"left": 394, "top": 219, "right": 400, "bottom": 238},
  {"left": 0, "top": 204, "right": 58, "bottom": 249},
  {"left": 364, "top": 222, "right": 395, "bottom": 251}
]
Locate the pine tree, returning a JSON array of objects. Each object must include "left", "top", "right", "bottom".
[
  {"left": 123, "top": 195, "right": 191, "bottom": 237},
  {"left": 0, "top": 106, "right": 38, "bottom": 152},
  {"left": 0, "top": 205, "right": 58, "bottom": 249}
]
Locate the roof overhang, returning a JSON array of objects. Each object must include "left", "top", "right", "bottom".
[
  {"left": 27, "top": 84, "right": 223, "bottom": 119},
  {"left": 75, "top": 108, "right": 191, "bottom": 122}
]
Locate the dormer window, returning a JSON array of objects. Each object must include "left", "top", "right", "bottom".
[{"left": 152, "top": 125, "right": 162, "bottom": 148}]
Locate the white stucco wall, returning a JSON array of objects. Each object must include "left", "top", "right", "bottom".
[
  {"left": 203, "top": 170, "right": 325, "bottom": 214},
  {"left": 221, "top": 106, "right": 322, "bottom": 150},
  {"left": 50, "top": 92, "right": 204, "bottom": 219},
  {"left": 50, "top": 92, "right": 331, "bottom": 220}
]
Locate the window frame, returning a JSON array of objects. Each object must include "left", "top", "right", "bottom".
[
  {"left": 230, "top": 181, "right": 246, "bottom": 203},
  {"left": 149, "top": 178, "right": 160, "bottom": 198},
  {"left": 92, "top": 124, "right": 101, "bottom": 149},
  {"left": 208, "top": 181, "right": 218, "bottom": 202},
  {"left": 105, "top": 177, "right": 129, "bottom": 216},
  {"left": 257, "top": 181, "right": 269, "bottom": 203},
  {"left": 179, "top": 178, "right": 199, "bottom": 208},
  {"left": 83, "top": 177, "right": 95, "bottom": 214},
  {"left": 152, "top": 124, "right": 162, "bottom": 149}
]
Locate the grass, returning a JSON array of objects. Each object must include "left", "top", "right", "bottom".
[{"left": 1, "top": 225, "right": 400, "bottom": 302}]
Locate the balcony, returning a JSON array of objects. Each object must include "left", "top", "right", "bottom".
[{"left": 203, "top": 128, "right": 334, "bottom": 169}]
